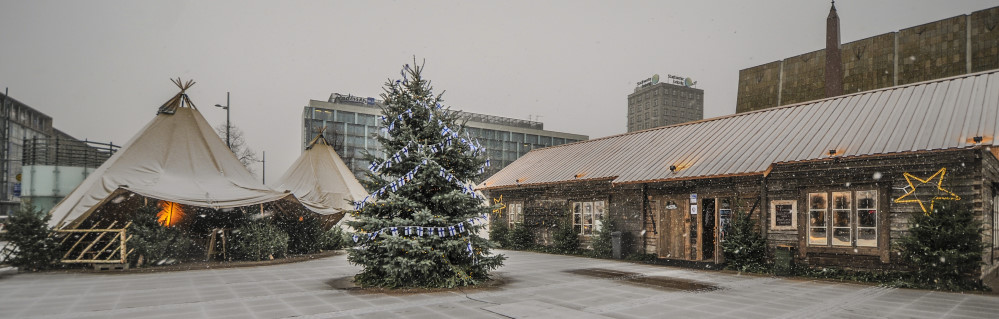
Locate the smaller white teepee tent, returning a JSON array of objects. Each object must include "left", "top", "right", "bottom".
[{"left": 274, "top": 131, "right": 368, "bottom": 224}]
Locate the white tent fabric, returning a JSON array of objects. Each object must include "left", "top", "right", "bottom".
[
  {"left": 48, "top": 88, "right": 292, "bottom": 228},
  {"left": 274, "top": 134, "right": 368, "bottom": 216}
]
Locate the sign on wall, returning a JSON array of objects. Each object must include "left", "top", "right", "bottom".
[{"left": 769, "top": 200, "right": 797, "bottom": 231}]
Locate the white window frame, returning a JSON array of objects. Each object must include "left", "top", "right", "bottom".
[
  {"left": 769, "top": 200, "right": 798, "bottom": 231},
  {"left": 807, "top": 190, "right": 878, "bottom": 248},
  {"left": 994, "top": 189, "right": 999, "bottom": 249},
  {"left": 507, "top": 202, "right": 523, "bottom": 227},
  {"left": 572, "top": 200, "right": 606, "bottom": 235}
]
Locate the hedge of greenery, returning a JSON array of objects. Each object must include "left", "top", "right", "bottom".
[{"left": 230, "top": 221, "right": 290, "bottom": 261}]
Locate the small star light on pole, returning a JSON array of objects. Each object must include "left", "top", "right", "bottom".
[{"left": 893, "top": 167, "right": 961, "bottom": 214}]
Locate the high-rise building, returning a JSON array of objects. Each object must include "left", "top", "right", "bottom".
[
  {"left": 303, "top": 93, "right": 588, "bottom": 182},
  {"left": 627, "top": 74, "right": 704, "bottom": 132},
  {"left": 736, "top": 4, "right": 999, "bottom": 113}
]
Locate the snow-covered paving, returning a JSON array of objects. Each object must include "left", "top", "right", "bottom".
[{"left": 0, "top": 250, "right": 996, "bottom": 318}]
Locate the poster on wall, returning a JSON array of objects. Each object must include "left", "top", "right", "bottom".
[
  {"left": 769, "top": 200, "right": 797, "bottom": 231},
  {"left": 690, "top": 204, "right": 698, "bottom": 215},
  {"left": 718, "top": 209, "right": 732, "bottom": 242}
]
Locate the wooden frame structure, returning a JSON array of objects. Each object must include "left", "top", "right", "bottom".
[{"left": 55, "top": 221, "right": 132, "bottom": 264}]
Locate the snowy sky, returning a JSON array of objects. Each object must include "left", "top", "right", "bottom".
[{"left": 1, "top": 0, "right": 995, "bottom": 184}]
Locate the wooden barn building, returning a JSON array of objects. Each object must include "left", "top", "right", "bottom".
[{"left": 478, "top": 69, "right": 999, "bottom": 280}]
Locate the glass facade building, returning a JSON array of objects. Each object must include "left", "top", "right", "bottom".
[{"left": 303, "top": 93, "right": 588, "bottom": 182}]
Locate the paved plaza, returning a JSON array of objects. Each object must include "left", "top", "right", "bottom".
[{"left": 1, "top": 250, "right": 997, "bottom": 318}]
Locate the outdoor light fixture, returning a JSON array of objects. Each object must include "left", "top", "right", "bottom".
[
  {"left": 215, "top": 92, "right": 231, "bottom": 150},
  {"left": 669, "top": 165, "right": 677, "bottom": 172},
  {"left": 974, "top": 136, "right": 983, "bottom": 143},
  {"left": 157, "top": 201, "right": 185, "bottom": 227},
  {"left": 828, "top": 149, "right": 837, "bottom": 156}
]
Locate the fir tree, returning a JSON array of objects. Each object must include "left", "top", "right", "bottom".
[
  {"left": 129, "top": 204, "right": 197, "bottom": 266},
  {"left": 2, "top": 205, "right": 60, "bottom": 271},
  {"left": 590, "top": 215, "right": 617, "bottom": 258},
  {"left": 347, "top": 61, "right": 504, "bottom": 288},
  {"left": 721, "top": 209, "right": 768, "bottom": 272},
  {"left": 551, "top": 222, "right": 581, "bottom": 255},
  {"left": 898, "top": 203, "right": 985, "bottom": 290}
]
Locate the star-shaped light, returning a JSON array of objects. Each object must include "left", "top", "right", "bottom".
[
  {"left": 492, "top": 195, "right": 506, "bottom": 216},
  {"left": 893, "top": 167, "right": 960, "bottom": 214}
]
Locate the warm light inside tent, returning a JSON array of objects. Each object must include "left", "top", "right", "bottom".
[{"left": 157, "top": 201, "right": 185, "bottom": 227}]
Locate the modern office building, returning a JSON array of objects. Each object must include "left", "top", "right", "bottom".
[
  {"left": 627, "top": 74, "right": 703, "bottom": 132},
  {"left": 0, "top": 92, "right": 116, "bottom": 217},
  {"left": 303, "top": 93, "right": 588, "bottom": 182},
  {"left": 736, "top": 4, "right": 999, "bottom": 113}
]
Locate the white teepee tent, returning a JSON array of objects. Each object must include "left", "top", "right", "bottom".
[
  {"left": 48, "top": 79, "right": 295, "bottom": 228},
  {"left": 274, "top": 131, "right": 368, "bottom": 223}
]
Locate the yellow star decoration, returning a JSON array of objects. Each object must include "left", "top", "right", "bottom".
[
  {"left": 893, "top": 167, "right": 961, "bottom": 214},
  {"left": 492, "top": 195, "right": 506, "bottom": 216}
]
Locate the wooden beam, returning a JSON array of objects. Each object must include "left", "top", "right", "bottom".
[
  {"left": 75, "top": 221, "right": 117, "bottom": 260},
  {"left": 205, "top": 230, "right": 217, "bottom": 261},
  {"left": 119, "top": 228, "right": 129, "bottom": 264},
  {"left": 62, "top": 223, "right": 100, "bottom": 259}
]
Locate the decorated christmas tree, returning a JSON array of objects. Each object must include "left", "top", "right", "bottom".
[{"left": 346, "top": 61, "right": 504, "bottom": 288}]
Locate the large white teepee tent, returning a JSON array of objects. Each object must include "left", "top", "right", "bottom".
[
  {"left": 48, "top": 79, "right": 295, "bottom": 229},
  {"left": 274, "top": 131, "right": 368, "bottom": 222}
]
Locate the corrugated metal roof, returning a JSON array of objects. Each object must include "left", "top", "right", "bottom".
[{"left": 480, "top": 70, "right": 999, "bottom": 189}]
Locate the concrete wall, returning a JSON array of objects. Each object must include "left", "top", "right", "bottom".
[{"left": 737, "top": 6, "right": 999, "bottom": 113}]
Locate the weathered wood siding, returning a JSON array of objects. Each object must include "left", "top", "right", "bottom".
[
  {"left": 482, "top": 148, "right": 999, "bottom": 273},
  {"left": 980, "top": 149, "right": 999, "bottom": 279},
  {"left": 642, "top": 176, "right": 762, "bottom": 261},
  {"left": 764, "top": 149, "right": 988, "bottom": 271},
  {"left": 483, "top": 180, "right": 644, "bottom": 252}
]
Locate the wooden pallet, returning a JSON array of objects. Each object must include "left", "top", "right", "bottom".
[{"left": 93, "top": 263, "right": 129, "bottom": 271}]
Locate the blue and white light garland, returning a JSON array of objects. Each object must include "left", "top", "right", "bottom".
[
  {"left": 351, "top": 213, "right": 489, "bottom": 257},
  {"left": 355, "top": 158, "right": 486, "bottom": 211}
]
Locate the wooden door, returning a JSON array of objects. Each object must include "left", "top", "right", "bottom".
[{"left": 657, "top": 195, "right": 689, "bottom": 260}]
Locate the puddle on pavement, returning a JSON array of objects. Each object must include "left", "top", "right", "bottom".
[
  {"left": 565, "top": 268, "right": 719, "bottom": 292},
  {"left": 327, "top": 275, "right": 509, "bottom": 295}
]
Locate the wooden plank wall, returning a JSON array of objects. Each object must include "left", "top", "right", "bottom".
[
  {"left": 765, "top": 149, "right": 987, "bottom": 271},
  {"left": 484, "top": 180, "right": 644, "bottom": 252},
  {"left": 642, "top": 176, "right": 762, "bottom": 260},
  {"left": 483, "top": 148, "right": 999, "bottom": 273},
  {"left": 979, "top": 150, "right": 999, "bottom": 276}
]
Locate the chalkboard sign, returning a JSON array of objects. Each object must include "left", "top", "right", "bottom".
[
  {"left": 774, "top": 204, "right": 793, "bottom": 226},
  {"left": 769, "top": 200, "right": 797, "bottom": 231}
]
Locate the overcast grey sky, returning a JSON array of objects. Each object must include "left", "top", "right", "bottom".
[{"left": 1, "top": 0, "right": 996, "bottom": 184}]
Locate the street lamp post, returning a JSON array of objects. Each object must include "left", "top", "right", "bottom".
[
  {"left": 214, "top": 92, "right": 230, "bottom": 149},
  {"left": 259, "top": 151, "right": 266, "bottom": 184}
]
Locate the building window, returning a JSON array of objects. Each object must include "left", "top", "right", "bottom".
[
  {"left": 808, "top": 190, "right": 878, "bottom": 247},
  {"left": 507, "top": 202, "right": 523, "bottom": 226},
  {"left": 572, "top": 200, "right": 605, "bottom": 235},
  {"left": 994, "top": 187, "right": 999, "bottom": 249}
]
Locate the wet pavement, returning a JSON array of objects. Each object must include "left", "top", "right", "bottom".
[{"left": 1, "top": 249, "right": 997, "bottom": 318}]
